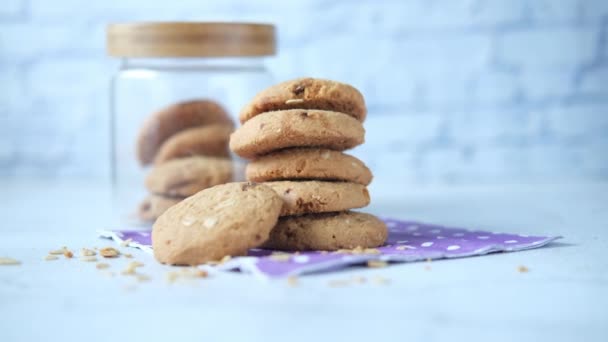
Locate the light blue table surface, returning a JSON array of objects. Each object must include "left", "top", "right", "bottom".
[{"left": 1, "top": 180, "right": 606, "bottom": 342}]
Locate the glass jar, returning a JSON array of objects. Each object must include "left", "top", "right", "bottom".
[{"left": 106, "top": 22, "right": 276, "bottom": 226}]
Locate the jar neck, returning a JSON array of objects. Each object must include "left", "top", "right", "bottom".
[{"left": 120, "top": 57, "right": 267, "bottom": 72}]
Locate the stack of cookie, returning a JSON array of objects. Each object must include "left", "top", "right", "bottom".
[
  {"left": 230, "top": 78, "right": 387, "bottom": 251},
  {"left": 137, "top": 100, "right": 235, "bottom": 222}
]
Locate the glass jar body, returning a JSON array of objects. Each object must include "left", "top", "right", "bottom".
[{"left": 110, "top": 57, "right": 272, "bottom": 225}]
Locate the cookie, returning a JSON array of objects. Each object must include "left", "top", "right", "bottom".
[
  {"left": 262, "top": 211, "right": 388, "bottom": 251},
  {"left": 145, "top": 156, "right": 233, "bottom": 197},
  {"left": 239, "top": 78, "right": 366, "bottom": 123},
  {"left": 264, "top": 181, "right": 370, "bottom": 216},
  {"left": 154, "top": 124, "right": 233, "bottom": 165},
  {"left": 153, "top": 182, "right": 283, "bottom": 265},
  {"left": 246, "top": 148, "right": 372, "bottom": 185},
  {"left": 229, "top": 109, "right": 365, "bottom": 159},
  {"left": 137, "top": 100, "right": 233, "bottom": 165},
  {"left": 138, "top": 195, "right": 184, "bottom": 222}
]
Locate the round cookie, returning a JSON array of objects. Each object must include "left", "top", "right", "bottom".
[
  {"left": 246, "top": 148, "right": 372, "bottom": 185},
  {"left": 229, "top": 109, "right": 365, "bottom": 159},
  {"left": 239, "top": 77, "right": 366, "bottom": 123},
  {"left": 145, "top": 156, "right": 233, "bottom": 197},
  {"left": 138, "top": 195, "right": 184, "bottom": 222},
  {"left": 137, "top": 99, "right": 233, "bottom": 165},
  {"left": 262, "top": 211, "right": 388, "bottom": 251},
  {"left": 154, "top": 124, "right": 233, "bottom": 165},
  {"left": 153, "top": 182, "right": 283, "bottom": 265},
  {"left": 264, "top": 181, "right": 370, "bottom": 216}
]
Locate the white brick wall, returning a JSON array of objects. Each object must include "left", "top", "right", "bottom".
[{"left": 1, "top": 0, "right": 607, "bottom": 187}]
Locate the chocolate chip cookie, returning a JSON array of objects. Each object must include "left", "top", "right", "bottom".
[
  {"left": 145, "top": 156, "right": 233, "bottom": 197},
  {"left": 154, "top": 124, "right": 233, "bottom": 164},
  {"left": 239, "top": 78, "right": 366, "bottom": 123},
  {"left": 137, "top": 100, "right": 233, "bottom": 165},
  {"left": 264, "top": 180, "right": 370, "bottom": 216},
  {"left": 229, "top": 109, "right": 364, "bottom": 159},
  {"left": 262, "top": 211, "right": 388, "bottom": 251},
  {"left": 246, "top": 148, "right": 372, "bottom": 185}
]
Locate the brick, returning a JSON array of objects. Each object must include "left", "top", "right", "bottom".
[
  {"left": 0, "top": 0, "right": 24, "bottom": 18},
  {"left": 30, "top": 0, "right": 316, "bottom": 20},
  {"left": 0, "top": 66, "right": 28, "bottom": 113},
  {"left": 516, "top": 70, "right": 577, "bottom": 101},
  {"left": 446, "top": 108, "right": 545, "bottom": 144},
  {"left": 470, "top": 69, "right": 520, "bottom": 104},
  {"left": 363, "top": 112, "right": 445, "bottom": 149},
  {"left": 546, "top": 103, "right": 608, "bottom": 139},
  {"left": 580, "top": 0, "right": 608, "bottom": 23},
  {"left": 343, "top": 0, "right": 524, "bottom": 32},
  {"left": 497, "top": 27, "right": 598, "bottom": 70},
  {"left": 0, "top": 22, "right": 100, "bottom": 61},
  {"left": 577, "top": 65, "right": 608, "bottom": 95},
  {"left": 25, "top": 58, "right": 111, "bottom": 99},
  {"left": 355, "top": 34, "right": 493, "bottom": 107},
  {"left": 526, "top": 0, "right": 582, "bottom": 24}
]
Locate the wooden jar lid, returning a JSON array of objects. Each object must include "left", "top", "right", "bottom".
[{"left": 106, "top": 22, "right": 276, "bottom": 57}]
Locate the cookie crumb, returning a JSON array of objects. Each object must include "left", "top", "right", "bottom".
[
  {"left": 119, "top": 238, "right": 133, "bottom": 247},
  {"left": 44, "top": 255, "right": 58, "bottom": 261},
  {"left": 518, "top": 265, "right": 529, "bottom": 273},
  {"left": 287, "top": 276, "right": 298, "bottom": 287},
  {"left": 121, "top": 261, "right": 144, "bottom": 275},
  {"left": 63, "top": 250, "right": 74, "bottom": 259},
  {"left": 363, "top": 248, "right": 380, "bottom": 255},
  {"left": 96, "top": 263, "right": 110, "bottom": 270},
  {"left": 99, "top": 247, "right": 120, "bottom": 258},
  {"left": 352, "top": 276, "right": 366, "bottom": 284},
  {"left": 49, "top": 248, "right": 67, "bottom": 255},
  {"left": 80, "top": 256, "right": 98, "bottom": 262},
  {"left": 166, "top": 271, "right": 179, "bottom": 283},
  {"left": 136, "top": 274, "right": 151, "bottom": 282},
  {"left": 124, "top": 253, "right": 133, "bottom": 259},
  {"left": 80, "top": 248, "right": 96, "bottom": 257},
  {"left": 220, "top": 255, "right": 232, "bottom": 264},
  {"left": 0, "top": 257, "right": 21, "bottom": 265},
  {"left": 194, "top": 269, "right": 209, "bottom": 278},
  {"left": 269, "top": 253, "right": 291, "bottom": 262},
  {"left": 328, "top": 279, "right": 349, "bottom": 288},
  {"left": 285, "top": 99, "right": 305, "bottom": 105},
  {"left": 367, "top": 260, "right": 388, "bottom": 268},
  {"left": 167, "top": 268, "right": 208, "bottom": 283},
  {"left": 372, "top": 276, "right": 390, "bottom": 285}
]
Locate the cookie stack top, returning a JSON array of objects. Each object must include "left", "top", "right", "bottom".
[{"left": 230, "top": 78, "right": 367, "bottom": 159}]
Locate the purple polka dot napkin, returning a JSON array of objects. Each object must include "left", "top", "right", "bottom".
[{"left": 98, "top": 218, "right": 560, "bottom": 278}]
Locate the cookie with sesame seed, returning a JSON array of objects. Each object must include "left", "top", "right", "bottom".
[
  {"left": 229, "top": 109, "right": 364, "bottom": 159},
  {"left": 264, "top": 180, "right": 370, "bottom": 216},
  {"left": 145, "top": 156, "right": 233, "bottom": 197},
  {"left": 154, "top": 124, "right": 233, "bottom": 164},
  {"left": 152, "top": 182, "right": 283, "bottom": 265},
  {"left": 246, "top": 148, "right": 372, "bottom": 185},
  {"left": 262, "top": 211, "right": 387, "bottom": 251},
  {"left": 239, "top": 77, "right": 366, "bottom": 123},
  {"left": 138, "top": 194, "right": 184, "bottom": 222},
  {"left": 137, "top": 99, "right": 233, "bottom": 165}
]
